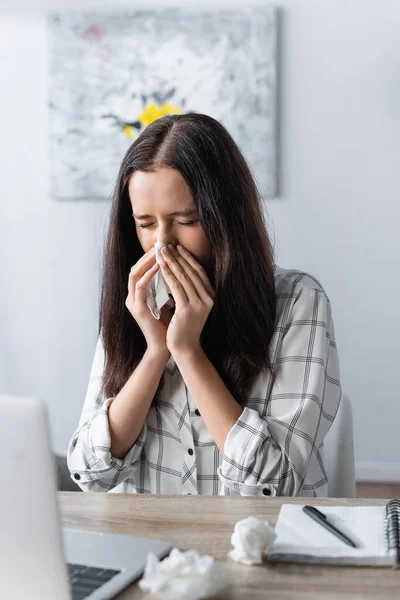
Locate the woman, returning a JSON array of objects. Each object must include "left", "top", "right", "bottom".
[{"left": 67, "top": 113, "right": 341, "bottom": 497}]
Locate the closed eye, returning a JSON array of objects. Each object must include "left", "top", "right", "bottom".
[{"left": 138, "top": 220, "right": 198, "bottom": 229}]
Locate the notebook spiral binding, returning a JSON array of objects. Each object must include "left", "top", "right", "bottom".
[{"left": 385, "top": 499, "right": 400, "bottom": 567}]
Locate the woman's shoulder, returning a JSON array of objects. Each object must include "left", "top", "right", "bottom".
[{"left": 273, "top": 264, "right": 329, "bottom": 302}]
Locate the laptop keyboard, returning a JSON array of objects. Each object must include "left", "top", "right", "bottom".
[{"left": 67, "top": 562, "right": 122, "bottom": 600}]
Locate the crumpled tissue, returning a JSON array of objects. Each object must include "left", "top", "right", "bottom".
[
  {"left": 138, "top": 547, "right": 231, "bottom": 600},
  {"left": 146, "top": 242, "right": 175, "bottom": 320},
  {"left": 228, "top": 516, "right": 277, "bottom": 565}
]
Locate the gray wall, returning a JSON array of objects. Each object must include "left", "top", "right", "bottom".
[{"left": 1, "top": 0, "right": 399, "bottom": 480}]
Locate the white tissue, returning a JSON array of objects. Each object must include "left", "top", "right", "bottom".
[
  {"left": 228, "top": 516, "right": 277, "bottom": 565},
  {"left": 146, "top": 242, "right": 175, "bottom": 319},
  {"left": 138, "top": 547, "right": 231, "bottom": 600}
]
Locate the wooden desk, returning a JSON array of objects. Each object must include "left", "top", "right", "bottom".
[{"left": 59, "top": 493, "right": 400, "bottom": 599}]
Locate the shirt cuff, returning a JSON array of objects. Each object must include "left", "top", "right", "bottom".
[
  {"left": 217, "top": 406, "right": 277, "bottom": 497},
  {"left": 70, "top": 398, "right": 147, "bottom": 485}
]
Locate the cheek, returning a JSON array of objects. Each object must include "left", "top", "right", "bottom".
[
  {"left": 135, "top": 228, "right": 152, "bottom": 253},
  {"left": 198, "top": 230, "right": 212, "bottom": 257},
  {"left": 199, "top": 240, "right": 212, "bottom": 262},
  {"left": 182, "top": 231, "right": 211, "bottom": 265}
]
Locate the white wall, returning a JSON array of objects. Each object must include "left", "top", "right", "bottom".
[{"left": 1, "top": 0, "right": 399, "bottom": 481}]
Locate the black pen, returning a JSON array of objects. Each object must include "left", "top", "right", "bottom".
[{"left": 302, "top": 505, "right": 357, "bottom": 548}]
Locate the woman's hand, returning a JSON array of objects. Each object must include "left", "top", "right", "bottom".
[
  {"left": 125, "top": 247, "right": 172, "bottom": 355},
  {"left": 159, "top": 244, "right": 215, "bottom": 357}
]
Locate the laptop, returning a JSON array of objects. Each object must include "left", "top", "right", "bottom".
[{"left": 0, "top": 395, "right": 172, "bottom": 599}]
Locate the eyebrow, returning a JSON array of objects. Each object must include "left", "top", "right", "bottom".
[{"left": 133, "top": 208, "right": 198, "bottom": 220}]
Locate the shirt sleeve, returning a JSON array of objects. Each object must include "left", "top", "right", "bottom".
[
  {"left": 217, "top": 286, "right": 341, "bottom": 497},
  {"left": 67, "top": 336, "right": 147, "bottom": 492}
]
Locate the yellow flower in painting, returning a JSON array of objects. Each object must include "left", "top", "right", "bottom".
[
  {"left": 123, "top": 125, "right": 135, "bottom": 139},
  {"left": 138, "top": 102, "right": 182, "bottom": 128},
  {"left": 160, "top": 102, "right": 182, "bottom": 117}
]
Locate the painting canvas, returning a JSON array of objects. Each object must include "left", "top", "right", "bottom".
[{"left": 47, "top": 8, "right": 277, "bottom": 199}]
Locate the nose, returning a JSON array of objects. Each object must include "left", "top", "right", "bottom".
[
  {"left": 157, "top": 232, "right": 177, "bottom": 247},
  {"left": 154, "top": 222, "right": 178, "bottom": 248}
]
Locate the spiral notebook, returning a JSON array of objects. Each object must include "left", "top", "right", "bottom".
[{"left": 268, "top": 500, "right": 400, "bottom": 567}]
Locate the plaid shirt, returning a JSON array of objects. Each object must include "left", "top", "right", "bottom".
[{"left": 67, "top": 266, "right": 341, "bottom": 497}]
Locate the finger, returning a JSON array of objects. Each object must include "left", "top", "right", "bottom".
[
  {"left": 159, "top": 257, "right": 189, "bottom": 309},
  {"left": 161, "top": 246, "right": 200, "bottom": 304},
  {"left": 168, "top": 245, "right": 211, "bottom": 304},
  {"left": 176, "top": 245, "right": 215, "bottom": 299},
  {"left": 174, "top": 245, "right": 215, "bottom": 300},
  {"left": 129, "top": 262, "right": 159, "bottom": 303},
  {"left": 129, "top": 247, "right": 156, "bottom": 281},
  {"left": 133, "top": 246, "right": 156, "bottom": 270}
]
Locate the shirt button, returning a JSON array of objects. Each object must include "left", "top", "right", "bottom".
[
  {"left": 195, "top": 409, "right": 201, "bottom": 416},
  {"left": 74, "top": 473, "right": 81, "bottom": 481},
  {"left": 188, "top": 448, "right": 194, "bottom": 456},
  {"left": 262, "top": 488, "right": 271, "bottom": 496}
]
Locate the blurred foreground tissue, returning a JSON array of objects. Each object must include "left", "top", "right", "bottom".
[
  {"left": 138, "top": 547, "right": 231, "bottom": 600},
  {"left": 228, "top": 516, "right": 277, "bottom": 565},
  {"left": 146, "top": 242, "right": 175, "bottom": 319}
]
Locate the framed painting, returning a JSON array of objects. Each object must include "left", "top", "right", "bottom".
[{"left": 47, "top": 7, "right": 277, "bottom": 199}]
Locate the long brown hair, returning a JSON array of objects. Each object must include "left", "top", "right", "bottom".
[{"left": 100, "top": 113, "right": 276, "bottom": 404}]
